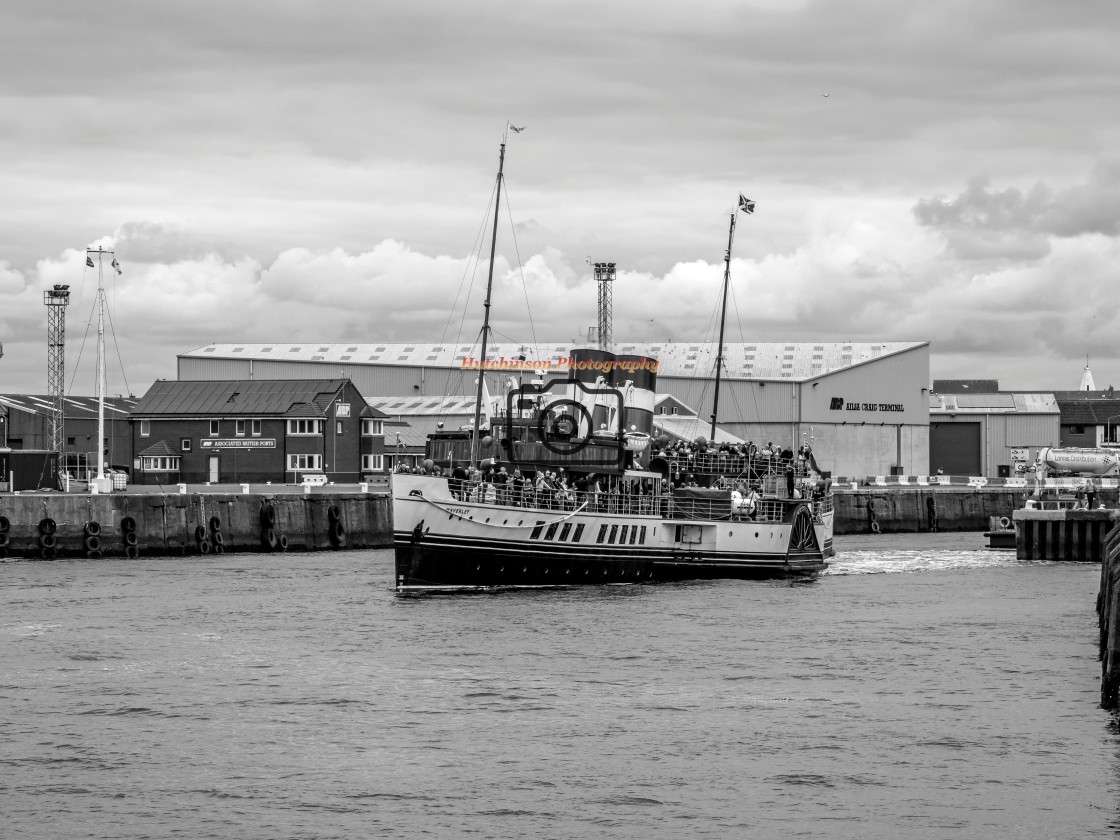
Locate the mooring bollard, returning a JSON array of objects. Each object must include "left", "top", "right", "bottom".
[
  {"left": 360, "top": 483, "right": 369, "bottom": 494},
  {"left": 241, "top": 483, "right": 250, "bottom": 494},
  {"left": 178, "top": 483, "right": 187, "bottom": 495}
]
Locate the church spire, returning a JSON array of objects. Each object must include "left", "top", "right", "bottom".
[{"left": 1080, "top": 354, "right": 1096, "bottom": 391}]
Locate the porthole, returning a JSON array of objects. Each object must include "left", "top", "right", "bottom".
[
  {"left": 729, "top": 530, "right": 733, "bottom": 537},
  {"left": 486, "top": 518, "right": 490, "bottom": 523},
  {"left": 503, "top": 519, "right": 508, "bottom": 525}
]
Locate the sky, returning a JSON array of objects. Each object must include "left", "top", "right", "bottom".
[{"left": 2, "top": 0, "right": 1120, "bottom": 398}]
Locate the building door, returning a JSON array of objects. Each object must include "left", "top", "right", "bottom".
[
  {"left": 930, "top": 422, "right": 982, "bottom": 475},
  {"left": 208, "top": 455, "right": 219, "bottom": 483}
]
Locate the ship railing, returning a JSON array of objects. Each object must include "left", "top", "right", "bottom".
[{"left": 451, "top": 479, "right": 666, "bottom": 516}]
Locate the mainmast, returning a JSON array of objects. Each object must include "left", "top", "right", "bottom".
[
  {"left": 710, "top": 195, "right": 754, "bottom": 441},
  {"left": 470, "top": 125, "right": 519, "bottom": 466},
  {"left": 86, "top": 246, "right": 118, "bottom": 486}
]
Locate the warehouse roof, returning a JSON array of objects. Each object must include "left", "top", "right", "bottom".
[
  {"left": 929, "top": 393, "right": 1059, "bottom": 414},
  {"left": 132, "top": 379, "right": 385, "bottom": 418},
  {"left": 0, "top": 394, "right": 136, "bottom": 419},
  {"left": 179, "top": 341, "right": 928, "bottom": 381}
]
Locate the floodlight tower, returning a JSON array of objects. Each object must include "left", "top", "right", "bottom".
[
  {"left": 43, "top": 284, "right": 71, "bottom": 455},
  {"left": 594, "top": 262, "right": 615, "bottom": 351}
]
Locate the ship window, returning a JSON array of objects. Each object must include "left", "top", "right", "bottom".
[
  {"left": 596, "top": 524, "right": 608, "bottom": 544},
  {"left": 544, "top": 523, "right": 558, "bottom": 540},
  {"left": 639, "top": 526, "right": 647, "bottom": 544},
  {"left": 619, "top": 525, "right": 629, "bottom": 544},
  {"left": 629, "top": 526, "right": 638, "bottom": 545},
  {"left": 558, "top": 523, "right": 572, "bottom": 541},
  {"left": 608, "top": 525, "right": 619, "bottom": 544},
  {"left": 530, "top": 523, "right": 544, "bottom": 540},
  {"left": 573, "top": 524, "right": 585, "bottom": 542}
]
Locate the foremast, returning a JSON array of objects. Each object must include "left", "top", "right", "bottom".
[
  {"left": 710, "top": 195, "right": 754, "bottom": 441},
  {"left": 469, "top": 124, "right": 522, "bottom": 467}
]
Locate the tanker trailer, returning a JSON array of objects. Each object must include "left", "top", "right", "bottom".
[{"left": 1035, "top": 447, "right": 1120, "bottom": 477}]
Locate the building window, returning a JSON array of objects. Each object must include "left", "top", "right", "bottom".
[
  {"left": 362, "top": 419, "right": 384, "bottom": 436},
  {"left": 1071, "top": 425, "right": 1086, "bottom": 435},
  {"left": 235, "top": 419, "right": 246, "bottom": 437},
  {"left": 362, "top": 454, "right": 384, "bottom": 472},
  {"left": 287, "top": 419, "right": 323, "bottom": 435},
  {"left": 66, "top": 436, "right": 76, "bottom": 446},
  {"left": 181, "top": 438, "right": 192, "bottom": 452},
  {"left": 251, "top": 419, "right": 261, "bottom": 436},
  {"left": 288, "top": 454, "right": 323, "bottom": 471},
  {"left": 140, "top": 420, "right": 150, "bottom": 437},
  {"left": 336, "top": 420, "right": 344, "bottom": 435},
  {"left": 209, "top": 420, "right": 219, "bottom": 436},
  {"left": 142, "top": 456, "right": 181, "bottom": 471}
]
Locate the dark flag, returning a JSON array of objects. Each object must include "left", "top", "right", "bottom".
[
  {"left": 111, "top": 258, "right": 122, "bottom": 275},
  {"left": 86, "top": 255, "right": 94, "bottom": 267},
  {"left": 509, "top": 125, "right": 525, "bottom": 133},
  {"left": 738, "top": 195, "right": 756, "bottom": 214}
]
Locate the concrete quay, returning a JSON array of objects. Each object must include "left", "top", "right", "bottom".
[
  {"left": 1096, "top": 518, "right": 1120, "bottom": 708},
  {"left": 0, "top": 485, "right": 392, "bottom": 560}
]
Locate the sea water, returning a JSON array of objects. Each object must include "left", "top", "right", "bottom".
[{"left": 2, "top": 537, "right": 1118, "bottom": 839}]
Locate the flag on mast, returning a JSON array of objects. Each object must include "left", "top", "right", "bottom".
[
  {"left": 738, "top": 195, "right": 756, "bottom": 214},
  {"left": 111, "top": 258, "right": 122, "bottom": 275},
  {"left": 509, "top": 124, "right": 526, "bottom": 133},
  {"left": 85, "top": 255, "right": 95, "bottom": 267}
]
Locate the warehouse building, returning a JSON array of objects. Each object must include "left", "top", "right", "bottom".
[
  {"left": 128, "top": 379, "right": 386, "bottom": 485},
  {"left": 0, "top": 394, "right": 136, "bottom": 477},
  {"left": 177, "top": 341, "right": 931, "bottom": 478}
]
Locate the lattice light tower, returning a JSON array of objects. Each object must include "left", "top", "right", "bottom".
[
  {"left": 43, "top": 284, "right": 71, "bottom": 454},
  {"left": 594, "top": 262, "right": 615, "bottom": 351}
]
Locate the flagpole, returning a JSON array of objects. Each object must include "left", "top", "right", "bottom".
[
  {"left": 710, "top": 209, "right": 737, "bottom": 441},
  {"left": 95, "top": 248, "right": 106, "bottom": 483},
  {"left": 469, "top": 131, "right": 509, "bottom": 468}
]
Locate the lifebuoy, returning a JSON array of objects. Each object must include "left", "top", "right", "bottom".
[
  {"left": 998, "top": 516, "right": 1011, "bottom": 529},
  {"left": 871, "top": 521, "right": 881, "bottom": 534}
]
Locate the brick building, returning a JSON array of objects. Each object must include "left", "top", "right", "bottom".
[{"left": 129, "top": 379, "right": 386, "bottom": 485}]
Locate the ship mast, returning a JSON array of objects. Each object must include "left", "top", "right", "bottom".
[
  {"left": 469, "top": 127, "right": 512, "bottom": 467},
  {"left": 710, "top": 195, "right": 753, "bottom": 441},
  {"left": 91, "top": 248, "right": 108, "bottom": 482}
]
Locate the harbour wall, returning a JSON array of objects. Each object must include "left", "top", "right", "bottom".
[
  {"left": 829, "top": 487, "right": 1102, "bottom": 534},
  {"left": 0, "top": 492, "right": 393, "bottom": 559}
]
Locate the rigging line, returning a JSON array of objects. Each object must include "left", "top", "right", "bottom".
[
  {"left": 66, "top": 296, "right": 99, "bottom": 395},
  {"left": 434, "top": 182, "right": 499, "bottom": 422},
  {"left": 499, "top": 183, "right": 541, "bottom": 363},
  {"left": 102, "top": 298, "right": 131, "bottom": 397},
  {"left": 726, "top": 264, "right": 765, "bottom": 429}
]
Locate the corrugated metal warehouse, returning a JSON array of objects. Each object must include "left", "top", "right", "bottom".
[{"left": 178, "top": 341, "right": 932, "bottom": 478}]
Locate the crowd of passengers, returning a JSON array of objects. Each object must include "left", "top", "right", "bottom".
[
  {"left": 395, "top": 455, "right": 827, "bottom": 516},
  {"left": 649, "top": 439, "right": 815, "bottom": 476}
]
